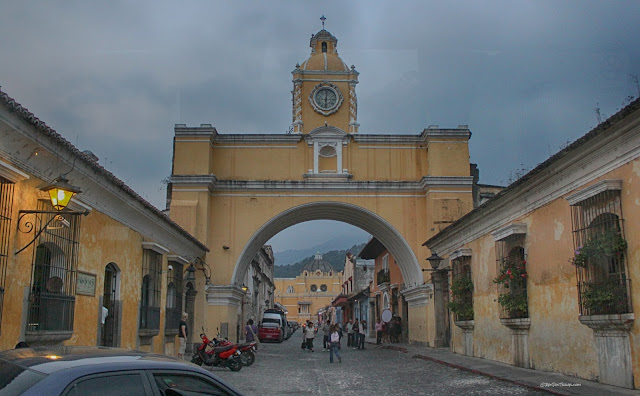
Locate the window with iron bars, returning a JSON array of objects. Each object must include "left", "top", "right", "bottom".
[
  {"left": 27, "top": 200, "right": 81, "bottom": 333},
  {"left": 140, "top": 248, "right": 162, "bottom": 330},
  {"left": 495, "top": 235, "right": 528, "bottom": 319},
  {"left": 450, "top": 256, "right": 474, "bottom": 322},
  {"left": 570, "top": 189, "right": 631, "bottom": 316},
  {"left": 0, "top": 178, "right": 14, "bottom": 335},
  {"left": 165, "top": 261, "right": 183, "bottom": 334}
]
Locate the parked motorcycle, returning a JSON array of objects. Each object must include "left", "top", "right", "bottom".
[
  {"left": 213, "top": 338, "right": 257, "bottom": 367},
  {"left": 191, "top": 331, "right": 243, "bottom": 371}
]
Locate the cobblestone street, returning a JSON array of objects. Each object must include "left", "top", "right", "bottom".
[{"left": 212, "top": 332, "right": 547, "bottom": 395}]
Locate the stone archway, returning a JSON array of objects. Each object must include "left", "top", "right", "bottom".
[{"left": 231, "top": 201, "right": 423, "bottom": 288}]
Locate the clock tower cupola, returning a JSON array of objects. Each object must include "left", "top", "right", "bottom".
[{"left": 291, "top": 17, "right": 359, "bottom": 134}]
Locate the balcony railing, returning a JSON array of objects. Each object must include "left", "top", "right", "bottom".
[
  {"left": 377, "top": 269, "right": 390, "bottom": 285},
  {"left": 27, "top": 292, "right": 76, "bottom": 332},
  {"left": 578, "top": 278, "right": 632, "bottom": 316}
]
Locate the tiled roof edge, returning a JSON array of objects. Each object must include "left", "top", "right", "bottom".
[{"left": 0, "top": 88, "right": 209, "bottom": 253}]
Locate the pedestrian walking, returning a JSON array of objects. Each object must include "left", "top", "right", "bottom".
[
  {"left": 329, "top": 324, "right": 342, "bottom": 363},
  {"left": 346, "top": 319, "right": 354, "bottom": 347},
  {"left": 304, "top": 321, "right": 316, "bottom": 352},
  {"left": 375, "top": 318, "right": 383, "bottom": 345},
  {"left": 322, "top": 320, "right": 331, "bottom": 351},
  {"left": 245, "top": 319, "right": 258, "bottom": 345},
  {"left": 358, "top": 319, "right": 366, "bottom": 350}
]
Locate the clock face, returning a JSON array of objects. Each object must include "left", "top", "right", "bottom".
[
  {"left": 309, "top": 83, "right": 343, "bottom": 116},
  {"left": 314, "top": 88, "right": 338, "bottom": 110}
]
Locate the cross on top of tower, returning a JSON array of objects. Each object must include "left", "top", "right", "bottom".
[{"left": 320, "top": 15, "right": 326, "bottom": 30}]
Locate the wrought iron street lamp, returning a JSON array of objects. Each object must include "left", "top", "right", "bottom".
[
  {"left": 15, "top": 175, "right": 87, "bottom": 255},
  {"left": 423, "top": 251, "right": 450, "bottom": 272},
  {"left": 40, "top": 175, "right": 82, "bottom": 211}
]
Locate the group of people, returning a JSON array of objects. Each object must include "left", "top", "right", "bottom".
[
  {"left": 375, "top": 316, "right": 402, "bottom": 345},
  {"left": 344, "top": 319, "right": 367, "bottom": 350}
]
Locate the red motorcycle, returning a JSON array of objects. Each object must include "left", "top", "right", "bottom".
[
  {"left": 214, "top": 338, "right": 257, "bottom": 367},
  {"left": 191, "top": 331, "right": 242, "bottom": 371}
]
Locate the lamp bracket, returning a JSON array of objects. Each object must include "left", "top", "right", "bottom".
[{"left": 15, "top": 210, "right": 89, "bottom": 255}]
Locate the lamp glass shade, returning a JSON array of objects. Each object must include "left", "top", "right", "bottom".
[
  {"left": 185, "top": 264, "right": 197, "bottom": 282},
  {"left": 41, "top": 176, "right": 81, "bottom": 211},
  {"left": 241, "top": 284, "right": 248, "bottom": 292},
  {"left": 426, "top": 252, "right": 444, "bottom": 270}
]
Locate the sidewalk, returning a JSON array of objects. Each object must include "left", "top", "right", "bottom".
[{"left": 364, "top": 337, "right": 638, "bottom": 395}]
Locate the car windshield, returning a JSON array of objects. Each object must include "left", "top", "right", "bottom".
[
  {"left": 261, "top": 318, "right": 280, "bottom": 325},
  {"left": 0, "top": 359, "right": 47, "bottom": 395}
]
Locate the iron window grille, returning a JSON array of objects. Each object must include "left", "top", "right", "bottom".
[
  {"left": 140, "top": 249, "right": 162, "bottom": 330},
  {"left": 496, "top": 235, "right": 528, "bottom": 319},
  {"left": 0, "top": 178, "right": 14, "bottom": 334},
  {"left": 165, "top": 262, "right": 183, "bottom": 333},
  {"left": 26, "top": 200, "right": 81, "bottom": 332},
  {"left": 570, "top": 189, "right": 631, "bottom": 316},
  {"left": 451, "top": 256, "right": 474, "bottom": 322}
]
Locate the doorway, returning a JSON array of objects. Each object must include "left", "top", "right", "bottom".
[{"left": 101, "top": 263, "right": 120, "bottom": 347}]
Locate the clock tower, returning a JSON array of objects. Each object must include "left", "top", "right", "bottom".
[{"left": 291, "top": 21, "right": 359, "bottom": 134}]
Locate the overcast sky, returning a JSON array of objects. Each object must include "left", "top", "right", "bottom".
[{"left": 1, "top": 1, "right": 639, "bottom": 252}]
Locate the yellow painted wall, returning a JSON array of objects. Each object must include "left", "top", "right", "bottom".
[
  {"left": 447, "top": 160, "right": 640, "bottom": 383},
  {"left": 0, "top": 177, "right": 180, "bottom": 354}
]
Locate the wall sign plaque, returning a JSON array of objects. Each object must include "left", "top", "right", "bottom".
[{"left": 77, "top": 271, "right": 97, "bottom": 296}]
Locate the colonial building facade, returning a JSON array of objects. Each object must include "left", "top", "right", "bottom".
[
  {"left": 426, "top": 99, "right": 640, "bottom": 389},
  {"left": 274, "top": 253, "right": 342, "bottom": 324},
  {"left": 0, "top": 89, "right": 208, "bottom": 354}
]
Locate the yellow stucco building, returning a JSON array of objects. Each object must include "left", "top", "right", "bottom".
[
  {"left": 426, "top": 99, "right": 640, "bottom": 389},
  {"left": 274, "top": 253, "right": 342, "bottom": 324},
  {"left": 0, "top": 89, "right": 207, "bottom": 354},
  {"left": 168, "top": 24, "right": 474, "bottom": 345}
]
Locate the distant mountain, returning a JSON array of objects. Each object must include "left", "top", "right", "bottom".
[
  {"left": 274, "top": 242, "right": 367, "bottom": 278},
  {"left": 273, "top": 235, "right": 368, "bottom": 266}
]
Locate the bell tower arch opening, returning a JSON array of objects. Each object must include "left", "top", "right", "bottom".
[{"left": 231, "top": 201, "right": 422, "bottom": 288}]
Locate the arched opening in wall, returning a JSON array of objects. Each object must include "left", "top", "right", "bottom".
[
  {"left": 101, "top": 262, "right": 121, "bottom": 347},
  {"left": 233, "top": 202, "right": 422, "bottom": 338}
]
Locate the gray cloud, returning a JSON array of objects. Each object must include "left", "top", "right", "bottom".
[{"left": 1, "top": 1, "right": 639, "bottom": 250}]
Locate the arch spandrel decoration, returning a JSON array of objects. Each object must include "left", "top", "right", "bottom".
[{"left": 230, "top": 201, "right": 423, "bottom": 289}]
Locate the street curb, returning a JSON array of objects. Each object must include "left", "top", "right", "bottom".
[{"left": 410, "top": 354, "right": 567, "bottom": 396}]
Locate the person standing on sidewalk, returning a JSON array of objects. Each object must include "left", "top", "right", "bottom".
[
  {"left": 322, "top": 320, "right": 331, "bottom": 351},
  {"left": 351, "top": 320, "right": 359, "bottom": 349},
  {"left": 375, "top": 318, "right": 383, "bottom": 345},
  {"left": 177, "top": 312, "right": 188, "bottom": 360},
  {"left": 329, "top": 324, "right": 342, "bottom": 363},
  {"left": 346, "top": 319, "right": 354, "bottom": 347},
  {"left": 358, "top": 320, "right": 366, "bottom": 350},
  {"left": 304, "top": 321, "right": 316, "bottom": 352}
]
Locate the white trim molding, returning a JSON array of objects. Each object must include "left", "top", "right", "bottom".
[
  {"left": 142, "top": 242, "right": 170, "bottom": 255},
  {"left": 205, "top": 284, "right": 245, "bottom": 307},
  {"left": 566, "top": 179, "right": 622, "bottom": 206},
  {"left": 492, "top": 223, "right": 527, "bottom": 242},
  {"left": 450, "top": 248, "right": 472, "bottom": 261},
  {"left": 400, "top": 284, "right": 433, "bottom": 307},
  {"left": 0, "top": 158, "right": 29, "bottom": 182},
  {"left": 167, "top": 255, "right": 190, "bottom": 265}
]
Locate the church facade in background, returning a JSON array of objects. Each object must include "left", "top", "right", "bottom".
[{"left": 274, "top": 253, "right": 342, "bottom": 324}]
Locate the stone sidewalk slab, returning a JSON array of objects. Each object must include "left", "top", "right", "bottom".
[{"left": 365, "top": 337, "right": 638, "bottom": 396}]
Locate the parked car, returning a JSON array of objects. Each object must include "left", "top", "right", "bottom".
[
  {"left": 260, "top": 309, "right": 287, "bottom": 342},
  {"left": 0, "top": 346, "right": 244, "bottom": 396},
  {"left": 258, "top": 323, "right": 283, "bottom": 343}
]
